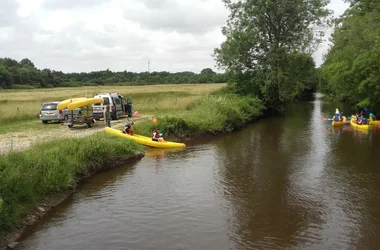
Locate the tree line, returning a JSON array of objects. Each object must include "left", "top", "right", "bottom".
[
  {"left": 320, "top": 0, "right": 380, "bottom": 109},
  {"left": 0, "top": 57, "right": 227, "bottom": 89}
]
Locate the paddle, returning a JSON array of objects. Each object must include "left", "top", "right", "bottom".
[{"left": 322, "top": 116, "right": 351, "bottom": 121}]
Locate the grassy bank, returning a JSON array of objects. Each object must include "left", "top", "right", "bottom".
[
  {"left": 132, "top": 89, "right": 265, "bottom": 139},
  {"left": 0, "top": 83, "right": 225, "bottom": 128},
  {"left": 0, "top": 134, "right": 144, "bottom": 237}
]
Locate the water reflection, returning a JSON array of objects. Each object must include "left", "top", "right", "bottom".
[{"left": 213, "top": 100, "right": 323, "bottom": 249}]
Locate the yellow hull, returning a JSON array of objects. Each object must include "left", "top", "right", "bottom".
[
  {"left": 57, "top": 98, "right": 87, "bottom": 110},
  {"left": 331, "top": 118, "right": 347, "bottom": 127},
  {"left": 67, "top": 98, "right": 104, "bottom": 110},
  {"left": 350, "top": 116, "right": 376, "bottom": 131},
  {"left": 369, "top": 120, "right": 380, "bottom": 125},
  {"left": 104, "top": 127, "right": 186, "bottom": 148}
]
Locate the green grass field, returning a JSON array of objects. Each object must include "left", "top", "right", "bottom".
[{"left": 0, "top": 84, "right": 226, "bottom": 133}]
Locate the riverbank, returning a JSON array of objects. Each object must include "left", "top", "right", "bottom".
[
  {"left": 0, "top": 88, "right": 266, "bottom": 249},
  {"left": 132, "top": 92, "right": 265, "bottom": 139},
  {"left": 0, "top": 134, "right": 145, "bottom": 249}
]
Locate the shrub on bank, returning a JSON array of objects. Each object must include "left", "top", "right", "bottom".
[
  {"left": 133, "top": 92, "right": 265, "bottom": 138},
  {"left": 0, "top": 134, "right": 143, "bottom": 233}
]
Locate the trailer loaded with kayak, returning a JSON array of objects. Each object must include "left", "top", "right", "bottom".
[{"left": 57, "top": 97, "right": 104, "bottom": 128}]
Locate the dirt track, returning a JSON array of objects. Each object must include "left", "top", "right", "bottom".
[{"left": 0, "top": 116, "right": 151, "bottom": 155}]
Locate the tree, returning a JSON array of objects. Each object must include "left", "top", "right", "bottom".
[
  {"left": 321, "top": 1, "right": 380, "bottom": 107},
  {"left": 20, "top": 58, "right": 35, "bottom": 68},
  {"left": 214, "top": 0, "right": 330, "bottom": 111},
  {"left": 200, "top": 68, "right": 216, "bottom": 75}
]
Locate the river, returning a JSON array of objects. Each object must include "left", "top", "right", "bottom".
[{"left": 15, "top": 93, "right": 380, "bottom": 250}]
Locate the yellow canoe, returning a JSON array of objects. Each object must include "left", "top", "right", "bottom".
[
  {"left": 57, "top": 98, "right": 87, "bottom": 111},
  {"left": 369, "top": 120, "right": 380, "bottom": 125},
  {"left": 104, "top": 127, "right": 186, "bottom": 148},
  {"left": 350, "top": 115, "right": 376, "bottom": 131},
  {"left": 67, "top": 98, "right": 104, "bottom": 110},
  {"left": 331, "top": 117, "right": 347, "bottom": 127}
]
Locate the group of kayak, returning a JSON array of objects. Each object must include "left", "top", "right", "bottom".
[{"left": 331, "top": 108, "right": 380, "bottom": 130}]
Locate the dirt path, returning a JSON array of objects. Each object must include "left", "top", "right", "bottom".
[{"left": 0, "top": 115, "right": 152, "bottom": 155}]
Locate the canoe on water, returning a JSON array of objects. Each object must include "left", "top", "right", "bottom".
[
  {"left": 369, "top": 120, "right": 380, "bottom": 125},
  {"left": 104, "top": 127, "right": 186, "bottom": 149},
  {"left": 349, "top": 115, "right": 377, "bottom": 131},
  {"left": 331, "top": 117, "right": 347, "bottom": 127}
]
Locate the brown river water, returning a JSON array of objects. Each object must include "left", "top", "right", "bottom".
[{"left": 15, "top": 93, "right": 380, "bottom": 250}]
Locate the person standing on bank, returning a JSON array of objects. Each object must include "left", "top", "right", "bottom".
[{"left": 104, "top": 105, "right": 111, "bottom": 127}]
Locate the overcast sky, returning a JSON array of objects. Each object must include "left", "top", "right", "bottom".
[{"left": 0, "top": 0, "right": 349, "bottom": 73}]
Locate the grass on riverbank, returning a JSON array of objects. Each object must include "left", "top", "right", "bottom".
[
  {"left": 0, "top": 84, "right": 225, "bottom": 128},
  {"left": 0, "top": 134, "right": 143, "bottom": 234},
  {"left": 132, "top": 90, "right": 265, "bottom": 139}
]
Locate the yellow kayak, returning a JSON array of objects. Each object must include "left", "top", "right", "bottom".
[
  {"left": 331, "top": 117, "right": 347, "bottom": 127},
  {"left": 57, "top": 98, "right": 87, "bottom": 110},
  {"left": 104, "top": 127, "right": 186, "bottom": 148},
  {"left": 67, "top": 98, "right": 104, "bottom": 110}
]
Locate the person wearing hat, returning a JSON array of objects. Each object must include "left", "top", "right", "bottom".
[
  {"left": 122, "top": 121, "right": 134, "bottom": 135},
  {"left": 369, "top": 113, "right": 377, "bottom": 121}
]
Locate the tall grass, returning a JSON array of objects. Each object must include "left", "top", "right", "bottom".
[
  {"left": 0, "top": 84, "right": 225, "bottom": 126},
  {"left": 133, "top": 90, "right": 265, "bottom": 138},
  {"left": 0, "top": 133, "right": 143, "bottom": 233}
]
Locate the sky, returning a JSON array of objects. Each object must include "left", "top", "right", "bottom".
[{"left": 0, "top": 0, "right": 350, "bottom": 73}]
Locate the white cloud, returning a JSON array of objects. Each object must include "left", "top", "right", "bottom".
[{"left": 0, "top": 0, "right": 349, "bottom": 73}]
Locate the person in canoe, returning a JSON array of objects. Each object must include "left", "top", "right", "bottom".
[
  {"left": 360, "top": 107, "right": 369, "bottom": 118},
  {"left": 340, "top": 112, "right": 346, "bottom": 121},
  {"left": 369, "top": 113, "right": 377, "bottom": 121},
  {"left": 332, "top": 108, "right": 343, "bottom": 122},
  {"left": 152, "top": 128, "right": 164, "bottom": 142},
  {"left": 122, "top": 121, "right": 134, "bottom": 135},
  {"left": 356, "top": 114, "right": 368, "bottom": 125}
]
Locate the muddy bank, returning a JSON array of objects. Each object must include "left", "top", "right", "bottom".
[{"left": 0, "top": 152, "right": 145, "bottom": 250}]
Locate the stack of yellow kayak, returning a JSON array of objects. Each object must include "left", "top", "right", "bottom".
[
  {"left": 104, "top": 127, "right": 186, "bottom": 149},
  {"left": 57, "top": 97, "right": 104, "bottom": 110}
]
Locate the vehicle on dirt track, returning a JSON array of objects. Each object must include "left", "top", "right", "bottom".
[
  {"left": 91, "top": 93, "right": 133, "bottom": 120},
  {"left": 39, "top": 101, "right": 81, "bottom": 124}
]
